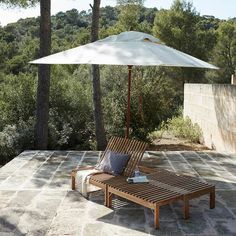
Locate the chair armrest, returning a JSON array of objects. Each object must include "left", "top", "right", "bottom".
[{"left": 138, "top": 165, "right": 158, "bottom": 174}]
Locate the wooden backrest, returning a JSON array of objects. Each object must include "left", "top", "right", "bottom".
[{"left": 99, "top": 136, "right": 148, "bottom": 177}]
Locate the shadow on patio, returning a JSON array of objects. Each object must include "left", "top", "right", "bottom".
[{"left": 0, "top": 150, "right": 235, "bottom": 235}]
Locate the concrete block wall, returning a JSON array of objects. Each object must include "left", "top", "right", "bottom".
[{"left": 184, "top": 84, "right": 236, "bottom": 153}]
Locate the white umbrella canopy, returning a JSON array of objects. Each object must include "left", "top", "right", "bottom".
[
  {"left": 30, "top": 31, "right": 218, "bottom": 138},
  {"left": 30, "top": 31, "right": 218, "bottom": 69}
]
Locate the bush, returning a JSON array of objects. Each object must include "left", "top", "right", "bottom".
[
  {"left": 148, "top": 128, "right": 164, "bottom": 141},
  {"left": 149, "top": 109, "right": 202, "bottom": 143},
  {"left": 164, "top": 115, "right": 202, "bottom": 143},
  {"left": 0, "top": 119, "right": 35, "bottom": 166},
  {"left": 0, "top": 125, "right": 19, "bottom": 165}
]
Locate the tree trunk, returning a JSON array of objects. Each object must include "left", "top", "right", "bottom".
[
  {"left": 35, "top": 0, "right": 51, "bottom": 149},
  {"left": 91, "top": 0, "right": 107, "bottom": 150}
]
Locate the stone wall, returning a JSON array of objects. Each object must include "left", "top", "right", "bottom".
[{"left": 184, "top": 84, "right": 236, "bottom": 153}]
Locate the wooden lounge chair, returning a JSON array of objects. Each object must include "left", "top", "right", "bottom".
[
  {"left": 104, "top": 167, "right": 215, "bottom": 229},
  {"left": 71, "top": 139, "right": 215, "bottom": 229},
  {"left": 71, "top": 136, "right": 148, "bottom": 195}
]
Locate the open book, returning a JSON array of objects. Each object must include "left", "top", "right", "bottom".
[{"left": 127, "top": 176, "right": 149, "bottom": 183}]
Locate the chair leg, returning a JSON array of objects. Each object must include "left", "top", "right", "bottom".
[
  {"left": 104, "top": 186, "right": 108, "bottom": 206},
  {"left": 210, "top": 187, "right": 215, "bottom": 209},
  {"left": 107, "top": 193, "right": 113, "bottom": 208},
  {"left": 154, "top": 204, "right": 160, "bottom": 229},
  {"left": 183, "top": 196, "right": 189, "bottom": 219},
  {"left": 71, "top": 171, "right": 76, "bottom": 190},
  {"left": 154, "top": 205, "right": 160, "bottom": 229}
]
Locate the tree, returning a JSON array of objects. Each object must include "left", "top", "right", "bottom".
[
  {"left": 90, "top": 0, "right": 107, "bottom": 150},
  {"left": 114, "top": 0, "right": 144, "bottom": 31},
  {"left": 0, "top": 0, "right": 36, "bottom": 7},
  {"left": 35, "top": 0, "right": 51, "bottom": 149},
  {"left": 208, "top": 20, "right": 236, "bottom": 83},
  {"left": 153, "top": 0, "right": 216, "bottom": 83}
]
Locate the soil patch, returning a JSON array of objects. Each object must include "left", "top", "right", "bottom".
[{"left": 149, "top": 136, "right": 209, "bottom": 151}]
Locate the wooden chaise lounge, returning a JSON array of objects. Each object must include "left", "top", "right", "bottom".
[
  {"left": 71, "top": 136, "right": 148, "bottom": 193},
  {"left": 104, "top": 169, "right": 215, "bottom": 229},
  {"left": 71, "top": 137, "right": 215, "bottom": 229},
  {"left": 147, "top": 169, "right": 215, "bottom": 219}
]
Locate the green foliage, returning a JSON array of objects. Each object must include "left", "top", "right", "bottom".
[
  {"left": 48, "top": 65, "right": 94, "bottom": 150},
  {"left": 0, "top": 0, "right": 38, "bottom": 8},
  {"left": 206, "top": 20, "right": 236, "bottom": 83},
  {"left": 116, "top": 0, "right": 143, "bottom": 31},
  {"left": 153, "top": 0, "right": 217, "bottom": 83},
  {"left": 159, "top": 111, "right": 202, "bottom": 143},
  {"left": 148, "top": 128, "right": 165, "bottom": 141},
  {"left": 0, "top": 3, "right": 234, "bottom": 164},
  {"left": 0, "top": 125, "right": 18, "bottom": 165},
  {"left": 101, "top": 66, "right": 181, "bottom": 140},
  {"left": 0, "top": 73, "right": 36, "bottom": 128},
  {"left": 0, "top": 120, "right": 35, "bottom": 165}
]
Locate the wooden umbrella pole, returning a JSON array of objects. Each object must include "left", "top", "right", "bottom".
[{"left": 126, "top": 65, "right": 133, "bottom": 138}]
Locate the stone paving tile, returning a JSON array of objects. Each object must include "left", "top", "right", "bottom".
[
  {"left": 0, "top": 191, "right": 15, "bottom": 209},
  {"left": 165, "top": 152, "right": 186, "bottom": 162},
  {"left": 46, "top": 209, "right": 83, "bottom": 235},
  {"left": 196, "top": 152, "right": 215, "bottom": 161},
  {"left": 7, "top": 190, "right": 39, "bottom": 208},
  {"left": 22, "top": 177, "right": 49, "bottom": 189},
  {"left": 0, "top": 150, "right": 235, "bottom": 236},
  {"left": 217, "top": 190, "right": 236, "bottom": 209},
  {"left": 204, "top": 200, "right": 235, "bottom": 220},
  {"left": 147, "top": 151, "right": 167, "bottom": 159},
  {"left": 67, "top": 153, "right": 84, "bottom": 164},
  {"left": 220, "top": 163, "right": 236, "bottom": 176},
  {"left": 193, "top": 167, "right": 219, "bottom": 178},
  {"left": 84, "top": 151, "right": 101, "bottom": 158},
  {"left": 0, "top": 176, "right": 29, "bottom": 190},
  {"left": 175, "top": 212, "right": 217, "bottom": 235},
  {"left": 170, "top": 162, "right": 190, "bottom": 170},
  {"left": 82, "top": 157, "right": 99, "bottom": 166},
  {"left": 204, "top": 177, "right": 234, "bottom": 190},
  {"left": 0, "top": 207, "right": 25, "bottom": 233},
  {"left": 211, "top": 220, "right": 236, "bottom": 236},
  {"left": 17, "top": 209, "right": 52, "bottom": 235},
  {"left": 140, "top": 155, "right": 171, "bottom": 168}
]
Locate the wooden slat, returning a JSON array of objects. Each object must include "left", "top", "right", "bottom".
[
  {"left": 147, "top": 170, "right": 213, "bottom": 195},
  {"left": 97, "top": 136, "right": 147, "bottom": 178},
  {"left": 102, "top": 167, "right": 215, "bottom": 229},
  {"left": 72, "top": 136, "right": 215, "bottom": 230},
  {"left": 107, "top": 176, "right": 182, "bottom": 204}
]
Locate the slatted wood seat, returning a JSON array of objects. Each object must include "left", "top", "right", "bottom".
[
  {"left": 71, "top": 136, "right": 148, "bottom": 192},
  {"left": 71, "top": 139, "right": 215, "bottom": 229},
  {"left": 104, "top": 170, "right": 215, "bottom": 229},
  {"left": 147, "top": 169, "right": 215, "bottom": 219},
  {"left": 103, "top": 175, "right": 183, "bottom": 229}
]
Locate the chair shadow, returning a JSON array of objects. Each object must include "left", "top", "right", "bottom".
[{"left": 93, "top": 176, "right": 236, "bottom": 235}]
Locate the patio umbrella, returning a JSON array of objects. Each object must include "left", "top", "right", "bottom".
[{"left": 30, "top": 31, "right": 218, "bottom": 138}]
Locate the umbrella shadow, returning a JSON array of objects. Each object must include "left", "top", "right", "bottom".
[{"left": 0, "top": 217, "right": 24, "bottom": 235}]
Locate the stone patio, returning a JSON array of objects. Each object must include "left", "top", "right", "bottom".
[{"left": 0, "top": 150, "right": 236, "bottom": 236}]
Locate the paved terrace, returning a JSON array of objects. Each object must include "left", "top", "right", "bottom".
[{"left": 0, "top": 150, "right": 236, "bottom": 236}]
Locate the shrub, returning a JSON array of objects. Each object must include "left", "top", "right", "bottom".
[
  {"left": 148, "top": 127, "right": 165, "bottom": 141},
  {"left": 164, "top": 115, "right": 202, "bottom": 143},
  {"left": 149, "top": 109, "right": 202, "bottom": 143},
  {"left": 0, "top": 119, "right": 35, "bottom": 166},
  {"left": 0, "top": 125, "right": 19, "bottom": 165}
]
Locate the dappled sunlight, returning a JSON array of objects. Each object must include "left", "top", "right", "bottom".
[{"left": 0, "top": 150, "right": 235, "bottom": 235}]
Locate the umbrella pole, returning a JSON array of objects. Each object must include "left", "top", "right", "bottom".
[{"left": 126, "top": 65, "right": 133, "bottom": 138}]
